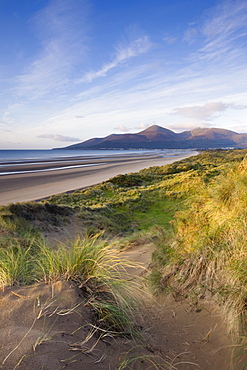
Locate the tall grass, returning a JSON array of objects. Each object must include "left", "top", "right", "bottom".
[
  {"left": 37, "top": 234, "right": 107, "bottom": 283},
  {"left": 0, "top": 232, "right": 140, "bottom": 335},
  {"left": 0, "top": 245, "right": 36, "bottom": 289},
  {"left": 37, "top": 234, "right": 136, "bottom": 286},
  {"left": 156, "top": 159, "right": 247, "bottom": 340},
  {"left": 37, "top": 234, "right": 141, "bottom": 334}
]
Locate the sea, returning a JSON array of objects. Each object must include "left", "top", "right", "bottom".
[
  {"left": 0, "top": 149, "right": 193, "bottom": 176},
  {"left": 0, "top": 149, "right": 153, "bottom": 162}
]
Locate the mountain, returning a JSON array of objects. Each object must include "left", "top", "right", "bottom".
[{"left": 58, "top": 125, "right": 247, "bottom": 150}]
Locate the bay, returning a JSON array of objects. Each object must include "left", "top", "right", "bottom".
[{"left": 0, "top": 149, "right": 193, "bottom": 176}]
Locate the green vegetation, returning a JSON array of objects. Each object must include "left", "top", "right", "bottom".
[
  {"left": 154, "top": 159, "right": 247, "bottom": 335},
  {"left": 37, "top": 234, "right": 140, "bottom": 335},
  {"left": 0, "top": 234, "right": 139, "bottom": 336},
  {"left": 0, "top": 149, "right": 247, "bottom": 360},
  {"left": 0, "top": 244, "right": 35, "bottom": 288}
]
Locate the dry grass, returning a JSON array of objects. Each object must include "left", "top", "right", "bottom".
[{"left": 157, "top": 160, "right": 247, "bottom": 343}]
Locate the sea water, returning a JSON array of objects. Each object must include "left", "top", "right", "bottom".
[
  {"left": 0, "top": 149, "right": 193, "bottom": 175},
  {"left": 0, "top": 149, "right": 193, "bottom": 162},
  {"left": 0, "top": 149, "right": 144, "bottom": 162}
]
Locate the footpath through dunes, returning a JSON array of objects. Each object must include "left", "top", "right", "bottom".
[
  {"left": 118, "top": 242, "right": 235, "bottom": 370},
  {"left": 0, "top": 229, "right": 235, "bottom": 370},
  {"left": 0, "top": 151, "right": 197, "bottom": 205}
]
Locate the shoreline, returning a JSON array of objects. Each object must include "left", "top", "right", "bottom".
[
  {"left": 0, "top": 152, "right": 198, "bottom": 205},
  {"left": 0, "top": 153, "right": 167, "bottom": 175}
]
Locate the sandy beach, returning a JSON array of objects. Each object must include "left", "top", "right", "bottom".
[{"left": 0, "top": 152, "right": 197, "bottom": 205}]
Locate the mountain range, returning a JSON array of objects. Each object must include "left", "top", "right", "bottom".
[{"left": 60, "top": 125, "right": 247, "bottom": 150}]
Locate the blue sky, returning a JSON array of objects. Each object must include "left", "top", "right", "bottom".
[{"left": 0, "top": 0, "right": 246, "bottom": 149}]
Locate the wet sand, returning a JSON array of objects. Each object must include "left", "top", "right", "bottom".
[{"left": 0, "top": 152, "right": 197, "bottom": 205}]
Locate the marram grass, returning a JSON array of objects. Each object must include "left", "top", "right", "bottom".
[
  {"left": 155, "top": 159, "right": 247, "bottom": 340},
  {"left": 0, "top": 232, "right": 142, "bottom": 335},
  {"left": 0, "top": 245, "right": 35, "bottom": 289},
  {"left": 37, "top": 234, "right": 110, "bottom": 283},
  {"left": 37, "top": 234, "right": 143, "bottom": 335}
]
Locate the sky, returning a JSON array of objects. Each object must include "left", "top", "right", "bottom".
[{"left": 0, "top": 0, "right": 247, "bottom": 149}]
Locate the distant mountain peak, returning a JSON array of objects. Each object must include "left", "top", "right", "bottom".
[
  {"left": 139, "top": 125, "right": 174, "bottom": 134},
  {"left": 56, "top": 125, "right": 247, "bottom": 150}
]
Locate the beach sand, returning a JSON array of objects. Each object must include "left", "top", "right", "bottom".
[{"left": 0, "top": 152, "right": 197, "bottom": 205}]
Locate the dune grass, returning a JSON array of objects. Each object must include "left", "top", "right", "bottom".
[
  {"left": 151, "top": 158, "right": 247, "bottom": 345},
  {"left": 38, "top": 234, "right": 141, "bottom": 335},
  {"left": 0, "top": 244, "right": 36, "bottom": 289},
  {"left": 0, "top": 231, "right": 141, "bottom": 336}
]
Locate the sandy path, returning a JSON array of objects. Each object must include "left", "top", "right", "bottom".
[
  {"left": 0, "top": 153, "right": 197, "bottom": 205},
  {"left": 44, "top": 218, "right": 237, "bottom": 370},
  {"left": 120, "top": 243, "right": 235, "bottom": 369}
]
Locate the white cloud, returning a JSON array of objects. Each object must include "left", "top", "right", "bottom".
[
  {"left": 168, "top": 121, "right": 212, "bottom": 132},
  {"left": 202, "top": 1, "right": 247, "bottom": 39},
  {"left": 114, "top": 123, "right": 150, "bottom": 133},
  {"left": 172, "top": 102, "right": 246, "bottom": 120},
  {"left": 79, "top": 35, "right": 153, "bottom": 82},
  {"left": 37, "top": 134, "right": 80, "bottom": 142},
  {"left": 0, "top": 121, "right": 11, "bottom": 132},
  {"left": 199, "top": 0, "right": 247, "bottom": 61},
  {"left": 114, "top": 125, "right": 129, "bottom": 132},
  {"left": 163, "top": 36, "right": 177, "bottom": 45},
  {"left": 7, "top": 103, "right": 24, "bottom": 110},
  {"left": 183, "top": 28, "right": 198, "bottom": 44},
  {"left": 16, "top": 0, "right": 89, "bottom": 98},
  {"left": 134, "top": 123, "right": 150, "bottom": 130}
]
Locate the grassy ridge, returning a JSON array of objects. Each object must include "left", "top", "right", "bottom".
[
  {"left": 151, "top": 156, "right": 247, "bottom": 330},
  {"left": 0, "top": 149, "right": 247, "bottom": 347}
]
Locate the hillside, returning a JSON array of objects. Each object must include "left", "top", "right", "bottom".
[{"left": 59, "top": 125, "right": 247, "bottom": 150}]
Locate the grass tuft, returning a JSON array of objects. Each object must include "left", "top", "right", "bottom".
[{"left": 0, "top": 244, "right": 36, "bottom": 289}]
